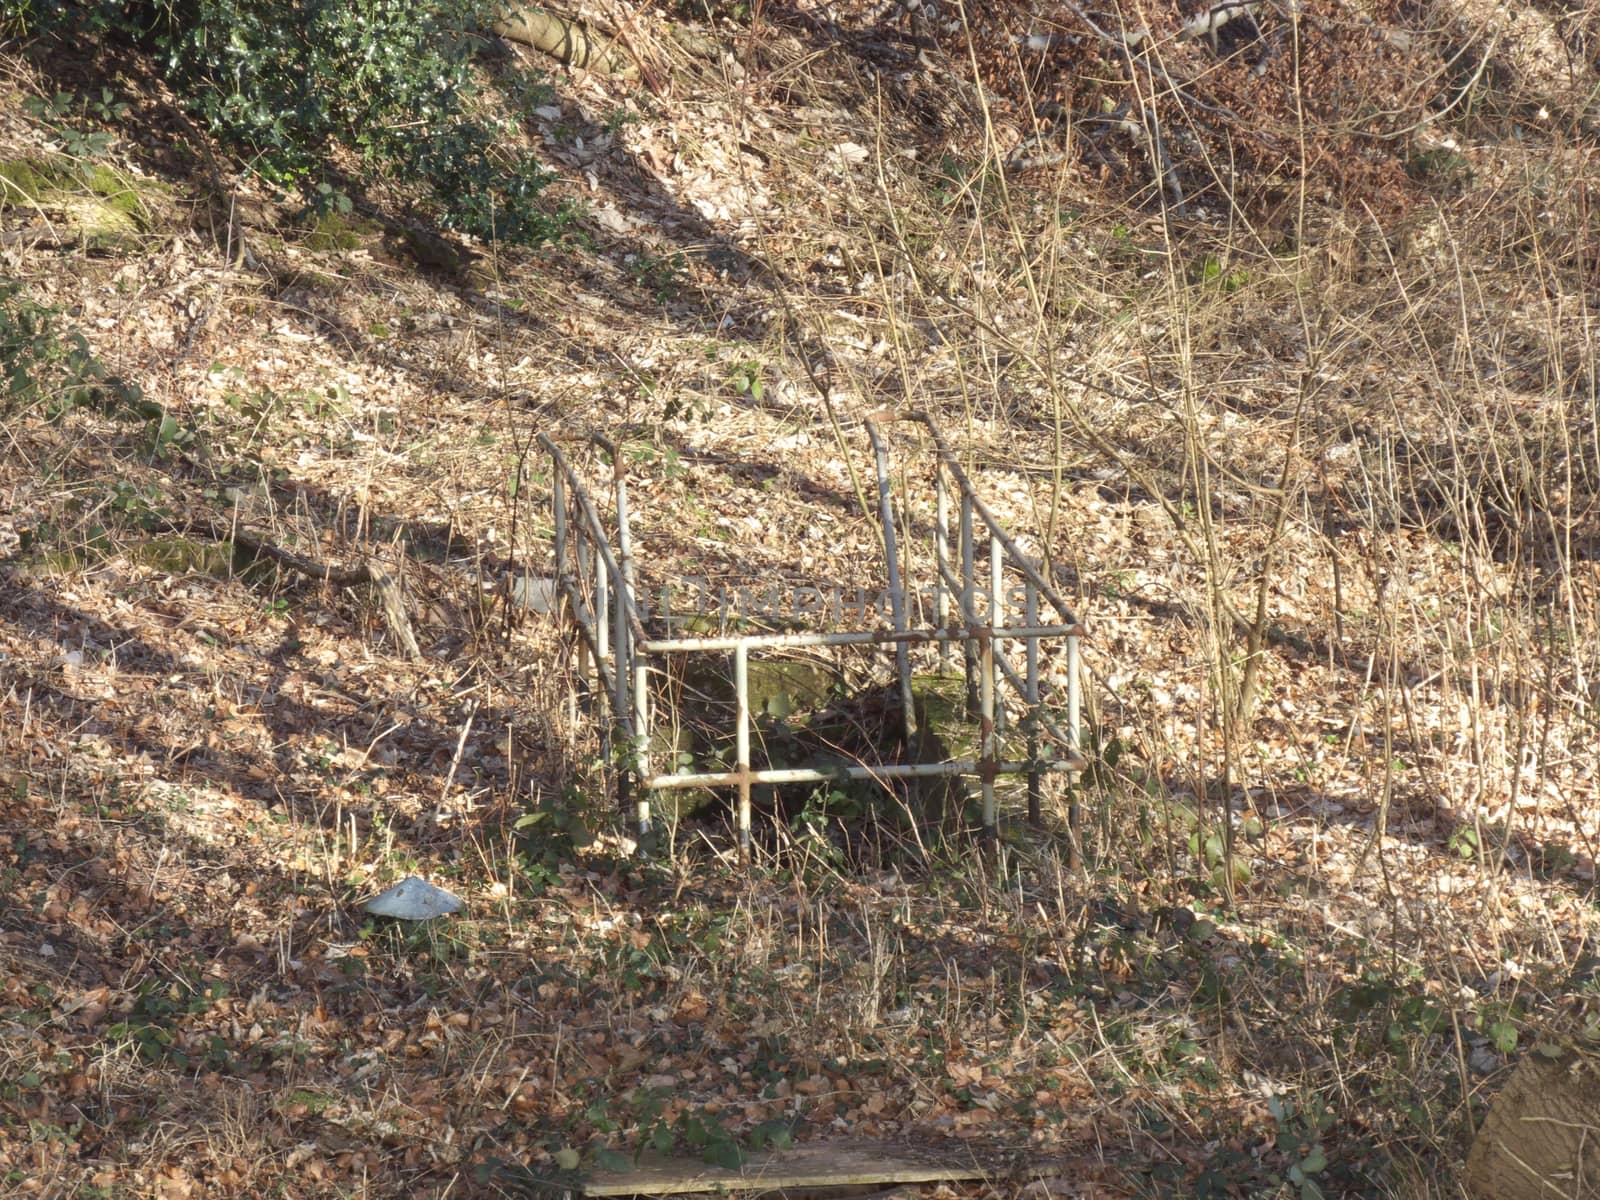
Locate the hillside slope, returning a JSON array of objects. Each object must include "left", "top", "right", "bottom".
[{"left": 3, "top": 4, "right": 1599, "bottom": 1196}]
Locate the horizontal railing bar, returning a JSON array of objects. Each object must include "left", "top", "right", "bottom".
[
  {"left": 643, "top": 757, "right": 1085, "bottom": 789},
  {"left": 640, "top": 623, "right": 1080, "bottom": 654}
]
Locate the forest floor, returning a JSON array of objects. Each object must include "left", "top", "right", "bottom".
[{"left": 3, "top": 3, "right": 1600, "bottom": 1197}]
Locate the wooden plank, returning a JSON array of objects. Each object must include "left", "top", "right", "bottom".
[{"left": 579, "top": 1140, "right": 1060, "bottom": 1196}]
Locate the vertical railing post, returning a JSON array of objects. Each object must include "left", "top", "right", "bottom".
[
  {"left": 614, "top": 607, "right": 632, "bottom": 825},
  {"left": 610, "top": 554, "right": 629, "bottom": 822},
  {"left": 580, "top": 530, "right": 606, "bottom": 744},
  {"left": 867, "top": 419, "right": 915, "bottom": 747},
  {"left": 1067, "top": 632, "right": 1082, "bottom": 868},
  {"left": 735, "top": 643, "right": 751, "bottom": 859},
  {"left": 553, "top": 470, "right": 567, "bottom": 590},
  {"left": 593, "top": 539, "right": 608, "bottom": 668},
  {"left": 960, "top": 493, "right": 977, "bottom": 712},
  {"left": 553, "top": 463, "right": 584, "bottom": 702},
  {"left": 935, "top": 467, "right": 951, "bottom": 674},
  {"left": 1025, "top": 584, "right": 1041, "bottom": 826},
  {"left": 633, "top": 654, "right": 651, "bottom": 837},
  {"left": 979, "top": 630, "right": 996, "bottom": 843},
  {"left": 989, "top": 533, "right": 1004, "bottom": 735},
  {"left": 614, "top": 453, "right": 651, "bottom": 837}
]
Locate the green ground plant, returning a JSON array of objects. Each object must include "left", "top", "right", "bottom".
[
  {"left": 4, "top": 0, "right": 1600, "bottom": 1192},
  {"left": 0, "top": 279, "right": 136, "bottom": 418},
  {"left": 15, "top": 0, "right": 565, "bottom": 243}
]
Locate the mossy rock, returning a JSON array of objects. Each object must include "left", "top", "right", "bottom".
[
  {"left": 296, "top": 269, "right": 350, "bottom": 293},
  {"left": 646, "top": 723, "right": 718, "bottom": 824},
  {"left": 664, "top": 665, "right": 1044, "bottom": 774},
  {"left": 122, "top": 536, "right": 272, "bottom": 584},
  {"left": 678, "top": 653, "right": 843, "bottom": 721},
  {"left": 908, "top": 671, "right": 1045, "bottom": 764},
  {"left": 645, "top": 662, "right": 1067, "bottom": 838},
  {"left": 646, "top": 654, "right": 847, "bottom": 831},
  {"left": 0, "top": 156, "right": 166, "bottom": 250},
  {"left": 905, "top": 672, "right": 1082, "bottom": 832},
  {"left": 10, "top": 547, "right": 94, "bottom": 578},
  {"left": 908, "top": 672, "right": 968, "bottom": 744},
  {"left": 131, "top": 536, "right": 243, "bottom": 579},
  {"left": 304, "top": 212, "right": 382, "bottom": 252},
  {"left": 751, "top": 658, "right": 840, "bottom": 718}
]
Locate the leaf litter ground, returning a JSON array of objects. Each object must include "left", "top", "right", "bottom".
[{"left": 3, "top": 7, "right": 1600, "bottom": 1198}]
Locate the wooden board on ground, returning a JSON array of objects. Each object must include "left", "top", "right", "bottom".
[{"left": 580, "top": 1140, "right": 1063, "bottom": 1196}]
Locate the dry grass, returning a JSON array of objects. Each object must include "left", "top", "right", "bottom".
[{"left": 2, "top": 7, "right": 1599, "bottom": 1198}]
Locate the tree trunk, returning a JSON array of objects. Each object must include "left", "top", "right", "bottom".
[
  {"left": 493, "top": 7, "right": 632, "bottom": 74},
  {"left": 1465, "top": 1046, "right": 1600, "bottom": 1199}
]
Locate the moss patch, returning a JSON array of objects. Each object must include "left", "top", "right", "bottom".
[
  {"left": 131, "top": 536, "right": 242, "bottom": 579},
  {"left": 0, "top": 158, "right": 54, "bottom": 203},
  {"left": 0, "top": 156, "right": 166, "bottom": 250},
  {"left": 304, "top": 212, "right": 381, "bottom": 252}
]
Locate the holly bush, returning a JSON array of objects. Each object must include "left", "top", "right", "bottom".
[{"left": 13, "top": 0, "right": 566, "bottom": 245}]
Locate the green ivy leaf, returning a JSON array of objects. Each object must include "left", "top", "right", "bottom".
[
  {"left": 703, "top": 1139, "right": 743, "bottom": 1169},
  {"left": 595, "top": 1148, "right": 630, "bottom": 1172}
]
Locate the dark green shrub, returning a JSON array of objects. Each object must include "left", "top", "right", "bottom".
[
  {"left": 14, "top": 0, "right": 566, "bottom": 244},
  {"left": 0, "top": 279, "right": 138, "bottom": 419}
]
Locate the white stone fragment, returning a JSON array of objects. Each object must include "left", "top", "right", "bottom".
[{"left": 364, "top": 877, "right": 464, "bottom": 921}]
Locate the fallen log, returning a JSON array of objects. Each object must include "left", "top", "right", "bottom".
[{"left": 493, "top": 6, "right": 633, "bottom": 74}]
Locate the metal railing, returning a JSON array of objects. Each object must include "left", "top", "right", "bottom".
[{"left": 539, "top": 411, "right": 1086, "bottom": 858}]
